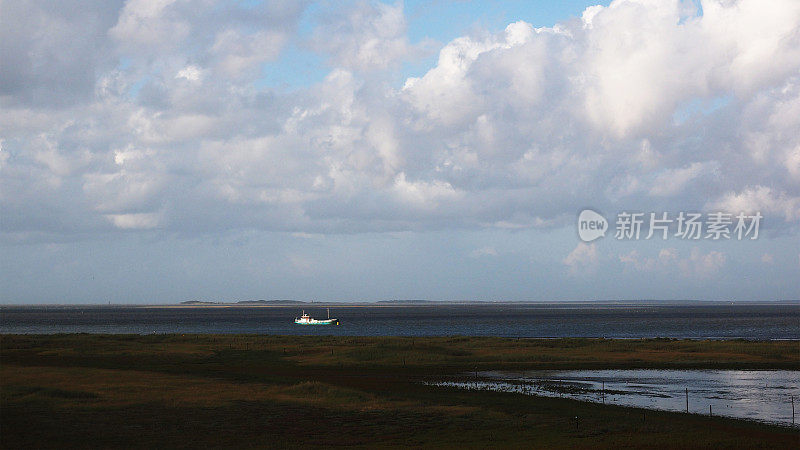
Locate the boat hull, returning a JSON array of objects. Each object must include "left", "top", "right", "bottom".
[
  {"left": 294, "top": 309, "right": 339, "bottom": 325},
  {"left": 294, "top": 319, "right": 338, "bottom": 325}
]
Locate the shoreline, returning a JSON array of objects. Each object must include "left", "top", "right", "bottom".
[
  {"left": 3, "top": 332, "right": 800, "bottom": 342},
  {"left": 2, "top": 299, "right": 799, "bottom": 307}
]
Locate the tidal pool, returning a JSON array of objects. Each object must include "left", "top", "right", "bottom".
[{"left": 429, "top": 370, "right": 799, "bottom": 427}]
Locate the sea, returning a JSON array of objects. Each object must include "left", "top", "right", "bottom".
[{"left": 1, "top": 302, "right": 798, "bottom": 338}]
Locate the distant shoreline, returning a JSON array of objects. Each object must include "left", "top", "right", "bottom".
[{"left": 2, "top": 300, "right": 799, "bottom": 308}]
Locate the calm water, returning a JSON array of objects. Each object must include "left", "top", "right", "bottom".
[
  {"left": 1, "top": 303, "right": 798, "bottom": 338},
  {"left": 431, "top": 369, "right": 800, "bottom": 427}
]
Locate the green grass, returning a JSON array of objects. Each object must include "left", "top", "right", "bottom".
[{"left": 1, "top": 334, "right": 798, "bottom": 448}]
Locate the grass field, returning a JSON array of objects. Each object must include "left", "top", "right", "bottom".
[{"left": 1, "top": 334, "right": 798, "bottom": 448}]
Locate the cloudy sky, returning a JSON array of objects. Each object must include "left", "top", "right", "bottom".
[{"left": 1, "top": 0, "right": 799, "bottom": 304}]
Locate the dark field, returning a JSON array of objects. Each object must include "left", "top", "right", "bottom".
[{"left": 1, "top": 334, "right": 799, "bottom": 448}]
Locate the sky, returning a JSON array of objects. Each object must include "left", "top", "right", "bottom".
[{"left": 1, "top": 0, "right": 799, "bottom": 304}]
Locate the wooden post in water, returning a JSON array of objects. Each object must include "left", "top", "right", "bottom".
[
  {"left": 602, "top": 381, "right": 605, "bottom": 404},
  {"left": 709, "top": 405, "right": 712, "bottom": 416},
  {"left": 685, "top": 388, "right": 689, "bottom": 413},
  {"left": 792, "top": 395, "right": 795, "bottom": 425}
]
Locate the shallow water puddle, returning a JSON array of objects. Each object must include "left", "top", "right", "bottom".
[{"left": 428, "top": 369, "right": 800, "bottom": 427}]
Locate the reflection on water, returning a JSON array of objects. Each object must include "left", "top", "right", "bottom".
[{"left": 429, "top": 370, "right": 800, "bottom": 427}]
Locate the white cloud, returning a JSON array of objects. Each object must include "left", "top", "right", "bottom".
[
  {"left": 708, "top": 186, "right": 800, "bottom": 222},
  {"left": 580, "top": 0, "right": 800, "bottom": 137},
  {"left": 0, "top": 140, "right": 8, "bottom": 170},
  {"left": 564, "top": 243, "right": 598, "bottom": 274},
  {"left": 658, "top": 247, "right": 678, "bottom": 263},
  {"left": 470, "top": 246, "right": 498, "bottom": 258},
  {"left": 635, "top": 139, "right": 661, "bottom": 170},
  {"left": 392, "top": 172, "right": 460, "bottom": 209},
  {"left": 175, "top": 65, "right": 202, "bottom": 82},
  {"left": 3, "top": 0, "right": 800, "bottom": 303},
  {"left": 679, "top": 247, "right": 726, "bottom": 279},
  {"left": 619, "top": 247, "right": 677, "bottom": 272},
  {"left": 2, "top": 0, "right": 800, "bottom": 240},
  {"left": 0, "top": 0, "right": 121, "bottom": 107},
  {"left": 649, "top": 162, "right": 717, "bottom": 197},
  {"left": 110, "top": 0, "right": 191, "bottom": 52},
  {"left": 787, "top": 146, "right": 800, "bottom": 182},
  {"left": 110, "top": 0, "right": 302, "bottom": 82},
  {"left": 210, "top": 29, "right": 287, "bottom": 78},
  {"left": 104, "top": 212, "right": 161, "bottom": 230},
  {"left": 311, "top": 1, "right": 429, "bottom": 71},
  {"left": 402, "top": 21, "right": 536, "bottom": 125},
  {"left": 619, "top": 247, "right": 725, "bottom": 280}
]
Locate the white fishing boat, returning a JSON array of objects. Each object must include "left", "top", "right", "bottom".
[{"left": 294, "top": 308, "right": 338, "bottom": 325}]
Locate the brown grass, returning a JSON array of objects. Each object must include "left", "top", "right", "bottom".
[{"left": 1, "top": 334, "right": 798, "bottom": 449}]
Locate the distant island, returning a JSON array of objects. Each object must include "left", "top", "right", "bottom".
[
  {"left": 375, "top": 300, "right": 436, "bottom": 304},
  {"left": 179, "top": 300, "right": 307, "bottom": 305},
  {"left": 376, "top": 300, "right": 497, "bottom": 304},
  {"left": 235, "top": 300, "right": 306, "bottom": 305}
]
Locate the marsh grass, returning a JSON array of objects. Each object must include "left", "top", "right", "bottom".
[{"left": 1, "top": 334, "right": 798, "bottom": 448}]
